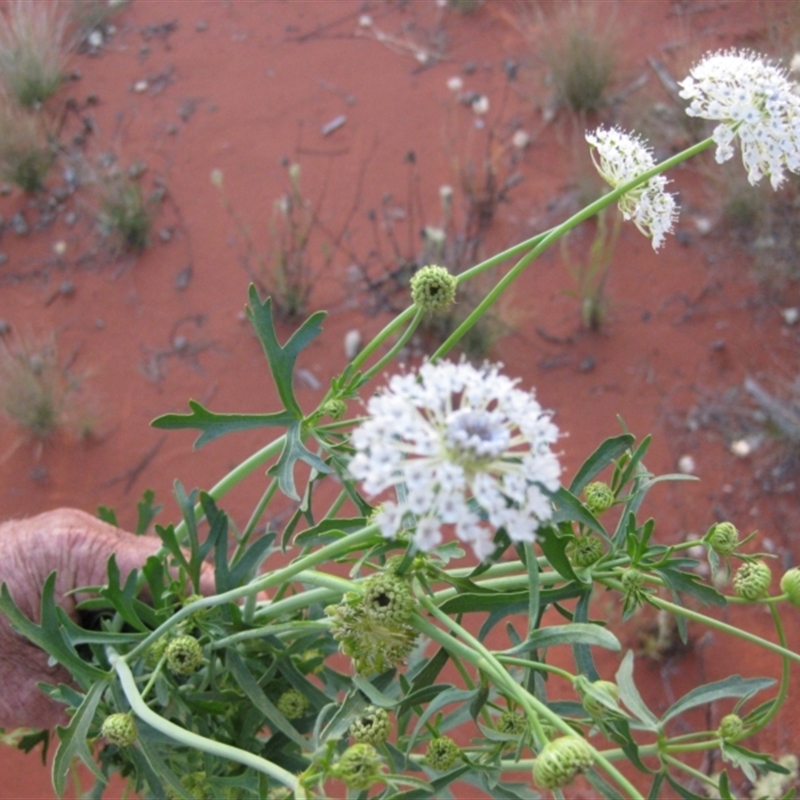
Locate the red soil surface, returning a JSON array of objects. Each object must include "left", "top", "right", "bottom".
[{"left": 1, "top": 1, "right": 799, "bottom": 797}]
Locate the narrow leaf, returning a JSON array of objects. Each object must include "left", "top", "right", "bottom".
[
  {"left": 570, "top": 434, "right": 634, "bottom": 495},
  {"left": 615, "top": 650, "right": 659, "bottom": 731},
  {"left": 662, "top": 676, "right": 775, "bottom": 724},
  {"left": 504, "top": 623, "right": 620, "bottom": 654}
]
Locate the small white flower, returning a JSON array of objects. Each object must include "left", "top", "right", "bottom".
[
  {"left": 349, "top": 360, "right": 562, "bottom": 560},
  {"left": 472, "top": 95, "right": 490, "bottom": 115},
  {"left": 679, "top": 49, "right": 800, "bottom": 189},
  {"left": 447, "top": 76, "right": 464, "bottom": 92},
  {"left": 585, "top": 126, "right": 678, "bottom": 250}
]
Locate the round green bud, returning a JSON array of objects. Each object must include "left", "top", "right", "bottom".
[
  {"left": 362, "top": 572, "right": 414, "bottom": 626},
  {"left": 332, "top": 743, "right": 385, "bottom": 791},
  {"left": 581, "top": 680, "right": 620, "bottom": 718},
  {"left": 425, "top": 736, "right": 461, "bottom": 771},
  {"left": 533, "top": 736, "right": 595, "bottom": 790},
  {"left": 733, "top": 560, "right": 772, "bottom": 601},
  {"left": 165, "top": 635, "right": 204, "bottom": 676},
  {"left": 277, "top": 689, "right": 309, "bottom": 720},
  {"left": 566, "top": 535, "right": 604, "bottom": 568},
  {"left": 583, "top": 482, "right": 614, "bottom": 514},
  {"left": 101, "top": 713, "right": 137, "bottom": 747},
  {"left": 165, "top": 772, "right": 212, "bottom": 800},
  {"left": 621, "top": 568, "right": 643, "bottom": 592},
  {"left": 143, "top": 636, "right": 168, "bottom": 669},
  {"left": 350, "top": 705, "right": 391, "bottom": 745},
  {"left": 322, "top": 399, "right": 347, "bottom": 420},
  {"left": 708, "top": 522, "right": 739, "bottom": 556},
  {"left": 718, "top": 713, "right": 744, "bottom": 742},
  {"left": 780, "top": 567, "right": 800, "bottom": 607},
  {"left": 410, "top": 265, "right": 457, "bottom": 312},
  {"left": 498, "top": 710, "right": 528, "bottom": 736}
]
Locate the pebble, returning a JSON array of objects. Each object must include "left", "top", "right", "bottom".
[
  {"left": 159, "top": 227, "right": 173, "bottom": 242},
  {"left": 730, "top": 439, "right": 751, "bottom": 458},
  {"left": 11, "top": 212, "right": 29, "bottom": 236},
  {"left": 64, "top": 211, "right": 78, "bottom": 227},
  {"left": 133, "top": 80, "right": 148, "bottom": 93},
  {"left": 694, "top": 216, "right": 713, "bottom": 235},
  {"left": 174, "top": 264, "right": 193, "bottom": 290},
  {"left": 0, "top": 319, "right": 10, "bottom": 335},
  {"left": 95, "top": 318, "right": 105, "bottom": 329},
  {"left": 173, "top": 335, "right": 189, "bottom": 352},
  {"left": 52, "top": 240, "right": 67, "bottom": 256},
  {"left": 87, "top": 29, "right": 103, "bottom": 48},
  {"left": 0, "top": 253, "right": 8, "bottom": 266},
  {"left": 59, "top": 280, "right": 75, "bottom": 297},
  {"left": 195, "top": 19, "right": 208, "bottom": 31},
  {"left": 781, "top": 307, "right": 799, "bottom": 325}
]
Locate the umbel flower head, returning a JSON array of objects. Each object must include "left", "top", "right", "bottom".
[
  {"left": 585, "top": 126, "right": 678, "bottom": 250},
  {"left": 349, "top": 360, "right": 561, "bottom": 560},
  {"left": 331, "top": 743, "right": 385, "bottom": 791},
  {"left": 679, "top": 49, "right": 800, "bottom": 189},
  {"left": 533, "top": 736, "right": 596, "bottom": 790},
  {"left": 350, "top": 705, "right": 391, "bottom": 745}
]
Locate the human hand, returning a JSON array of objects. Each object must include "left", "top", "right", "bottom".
[{"left": 0, "top": 508, "right": 211, "bottom": 730}]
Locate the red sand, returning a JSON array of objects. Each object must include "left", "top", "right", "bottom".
[{"left": 1, "top": 1, "right": 799, "bottom": 797}]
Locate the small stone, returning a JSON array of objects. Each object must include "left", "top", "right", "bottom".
[
  {"left": 578, "top": 356, "right": 595, "bottom": 373},
  {"left": 173, "top": 335, "right": 189, "bottom": 352},
  {"left": 12, "top": 212, "right": 29, "bottom": 236},
  {"left": 447, "top": 76, "right": 463, "bottom": 92},
  {"left": 512, "top": 130, "right": 530, "bottom": 149},
  {"left": 0, "top": 253, "right": 8, "bottom": 266},
  {"left": 781, "top": 307, "right": 799, "bottom": 326},
  {"left": 166, "top": 123, "right": 179, "bottom": 135},
  {"left": 730, "top": 439, "right": 751, "bottom": 458},
  {"left": 87, "top": 29, "right": 103, "bottom": 48},
  {"left": 133, "top": 80, "right": 148, "bottom": 93},
  {"left": 195, "top": 19, "right": 208, "bottom": 31},
  {"left": 159, "top": 227, "right": 172, "bottom": 242},
  {"left": 174, "top": 265, "right": 192, "bottom": 290},
  {"left": 95, "top": 318, "right": 105, "bottom": 329},
  {"left": 676, "top": 230, "right": 692, "bottom": 246},
  {"left": 52, "top": 241, "right": 67, "bottom": 257},
  {"left": 64, "top": 211, "right": 77, "bottom": 227},
  {"left": 463, "top": 60, "right": 477, "bottom": 75},
  {"left": 0, "top": 319, "right": 10, "bottom": 335},
  {"left": 59, "top": 280, "right": 75, "bottom": 297},
  {"left": 694, "top": 216, "right": 713, "bottom": 235}
]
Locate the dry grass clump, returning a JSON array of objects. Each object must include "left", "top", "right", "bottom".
[
  {"left": 538, "top": 2, "right": 618, "bottom": 114},
  {"left": 0, "top": 0, "right": 69, "bottom": 108},
  {"left": 96, "top": 172, "right": 155, "bottom": 255},
  {"left": 0, "top": 103, "right": 54, "bottom": 192},
  {"left": 0, "top": 334, "right": 96, "bottom": 442}
]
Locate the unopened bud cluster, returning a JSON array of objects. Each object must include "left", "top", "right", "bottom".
[
  {"left": 533, "top": 736, "right": 595, "bottom": 790},
  {"left": 277, "top": 689, "right": 309, "bottom": 720},
  {"left": 781, "top": 568, "right": 800, "bottom": 607},
  {"left": 332, "top": 743, "right": 385, "bottom": 791},
  {"left": 165, "top": 635, "right": 204, "bottom": 676},
  {"left": 498, "top": 710, "right": 528, "bottom": 736},
  {"left": 567, "top": 535, "right": 604, "bottom": 568},
  {"left": 410, "top": 265, "right": 457, "bottom": 312},
  {"left": 583, "top": 481, "right": 614, "bottom": 514},
  {"left": 350, "top": 706, "right": 391, "bottom": 745},
  {"left": 326, "top": 572, "right": 418, "bottom": 674},
  {"left": 580, "top": 680, "right": 620, "bottom": 718},
  {"left": 707, "top": 522, "right": 739, "bottom": 556},
  {"left": 718, "top": 713, "right": 744, "bottom": 742},
  {"left": 425, "top": 736, "right": 461, "bottom": 771},
  {"left": 101, "top": 713, "right": 137, "bottom": 747},
  {"left": 733, "top": 560, "right": 772, "bottom": 601}
]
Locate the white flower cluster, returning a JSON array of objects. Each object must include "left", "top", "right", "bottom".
[
  {"left": 679, "top": 50, "right": 800, "bottom": 189},
  {"left": 349, "top": 361, "right": 561, "bottom": 560},
  {"left": 585, "top": 127, "right": 678, "bottom": 250}
]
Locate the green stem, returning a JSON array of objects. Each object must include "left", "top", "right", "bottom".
[
  {"left": 662, "top": 754, "right": 718, "bottom": 792},
  {"left": 361, "top": 307, "right": 424, "bottom": 384},
  {"left": 348, "top": 305, "right": 417, "bottom": 375},
  {"left": 125, "top": 525, "right": 380, "bottom": 662},
  {"left": 647, "top": 595, "right": 800, "bottom": 665},
  {"left": 430, "top": 136, "right": 716, "bottom": 362},
  {"left": 111, "top": 651, "right": 303, "bottom": 797},
  {"left": 414, "top": 599, "right": 641, "bottom": 800},
  {"left": 496, "top": 655, "right": 575, "bottom": 683}
]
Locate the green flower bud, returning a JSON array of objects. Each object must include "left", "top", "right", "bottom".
[
  {"left": 362, "top": 572, "right": 414, "bottom": 627},
  {"left": 566, "top": 535, "right": 604, "bottom": 568},
  {"left": 498, "top": 710, "right": 528, "bottom": 736},
  {"left": 101, "top": 713, "right": 137, "bottom": 747},
  {"left": 621, "top": 567, "right": 648, "bottom": 611},
  {"left": 733, "top": 560, "right": 772, "bottom": 601},
  {"left": 410, "top": 265, "right": 457, "bottom": 312},
  {"left": 580, "top": 680, "right": 620, "bottom": 718},
  {"left": 143, "top": 636, "right": 168, "bottom": 669},
  {"left": 322, "top": 399, "right": 347, "bottom": 420},
  {"left": 165, "top": 635, "right": 204, "bottom": 676},
  {"left": 718, "top": 713, "right": 744, "bottom": 742},
  {"left": 165, "top": 772, "right": 212, "bottom": 800},
  {"left": 350, "top": 705, "right": 391, "bottom": 745},
  {"left": 533, "top": 736, "right": 595, "bottom": 790},
  {"left": 332, "top": 743, "right": 385, "bottom": 791},
  {"left": 425, "top": 736, "right": 461, "bottom": 771},
  {"left": 707, "top": 522, "right": 739, "bottom": 556},
  {"left": 780, "top": 568, "right": 800, "bottom": 607},
  {"left": 583, "top": 481, "right": 615, "bottom": 514},
  {"left": 277, "top": 689, "right": 309, "bottom": 720}
]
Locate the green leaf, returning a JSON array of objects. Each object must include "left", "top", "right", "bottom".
[
  {"left": 135, "top": 489, "right": 162, "bottom": 535},
  {"left": 389, "top": 765, "right": 471, "bottom": 800},
  {"left": 550, "top": 487, "right": 607, "bottom": 537},
  {"left": 665, "top": 774, "right": 708, "bottom": 800},
  {"left": 615, "top": 650, "right": 659, "bottom": 731},
  {"left": 52, "top": 681, "right": 106, "bottom": 796},
  {"left": 293, "top": 517, "right": 368, "bottom": 547},
  {"left": 662, "top": 676, "right": 775, "bottom": 724},
  {"left": 245, "top": 284, "right": 326, "bottom": 418},
  {"left": 721, "top": 742, "right": 791, "bottom": 784},
  {"left": 441, "top": 591, "right": 530, "bottom": 615},
  {"left": 96, "top": 506, "right": 118, "bottom": 526},
  {"left": 268, "top": 421, "right": 332, "bottom": 501},
  {"left": 151, "top": 400, "right": 296, "bottom": 449},
  {"left": 537, "top": 525, "right": 582, "bottom": 583},
  {"left": 225, "top": 650, "right": 308, "bottom": 749},
  {"left": 407, "top": 687, "right": 476, "bottom": 753},
  {"left": 0, "top": 575, "right": 108, "bottom": 684},
  {"left": 658, "top": 566, "right": 726, "bottom": 608},
  {"left": 99, "top": 556, "right": 149, "bottom": 633},
  {"left": 569, "top": 433, "right": 634, "bottom": 495},
  {"left": 647, "top": 772, "right": 666, "bottom": 800},
  {"left": 572, "top": 590, "right": 600, "bottom": 683},
  {"left": 503, "top": 623, "right": 620, "bottom": 654},
  {"left": 585, "top": 766, "right": 626, "bottom": 800}
]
